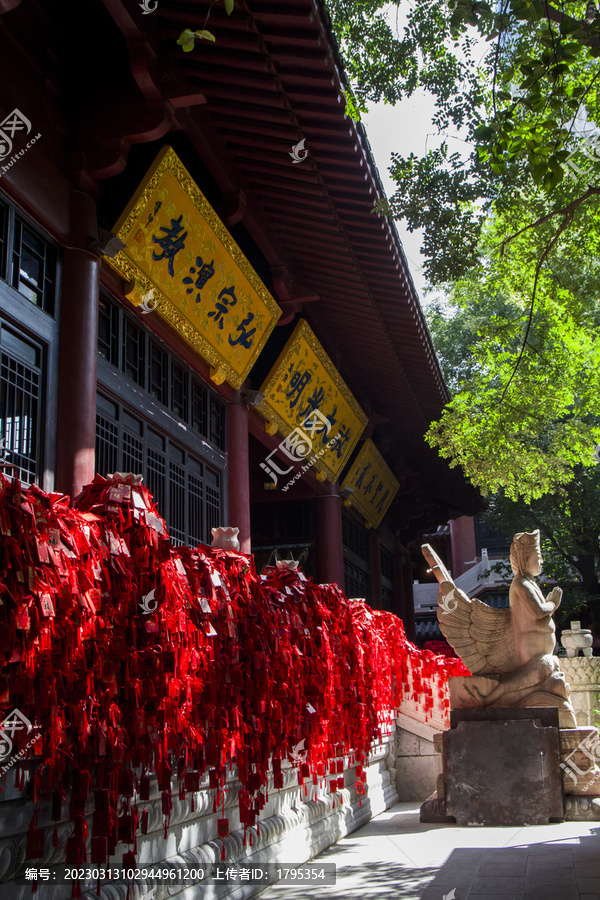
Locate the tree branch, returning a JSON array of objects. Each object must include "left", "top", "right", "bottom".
[
  {"left": 492, "top": 1, "right": 510, "bottom": 119},
  {"left": 535, "top": 1, "right": 600, "bottom": 50},
  {"left": 499, "top": 186, "right": 600, "bottom": 252},
  {"left": 528, "top": 508, "right": 579, "bottom": 570},
  {"left": 499, "top": 208, "right": 574, "bottom": 402}
]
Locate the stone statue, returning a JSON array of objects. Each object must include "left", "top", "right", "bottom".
[{"left": 422, "top": 530, "right": 577, "bottom": 728}]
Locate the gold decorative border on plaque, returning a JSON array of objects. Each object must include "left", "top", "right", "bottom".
[
  {"left": 257, "top": 319, "right": 368, "bottom": 483},
  {"left": 341, "top": 439, "right": 399, "bottom": 528},
  {"left": 108, "top": 146, "right": 281, "bottom": 390}
]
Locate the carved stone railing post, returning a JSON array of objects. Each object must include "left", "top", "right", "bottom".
[{"left": 559, "top": 656, "right": 600, "bottom": 729}]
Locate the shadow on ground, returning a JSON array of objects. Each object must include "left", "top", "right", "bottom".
[{"left": 259, "top": 828, "right": 600, "bottom": 900}]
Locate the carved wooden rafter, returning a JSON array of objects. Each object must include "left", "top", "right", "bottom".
[
  {"left": 98, "top": 0, "right": 320, "bottom": 314},
  {"left": 76, "top": 1, "right": 207, "bottom": 180},
  {"left": 77, "top": 87, "right": 175, "bottom": 180},
  {"left": 276, "top": 295, "right": 320, "bottom": 325}
]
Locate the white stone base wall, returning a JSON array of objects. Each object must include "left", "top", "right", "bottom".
[
  {"left": 0, "top": 734, "right": 398, "bottom": 900},
  {"left": 395, "top": 713, "right": 442, "bottom": 802}
]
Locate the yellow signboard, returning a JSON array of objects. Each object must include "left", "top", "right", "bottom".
[
  {"left": 109, "top": 146, "right": 281, "bottom": 389},
  {"left": 341, "top": 440, "right": 399, "bottom": 528},
  {"left": 258, "top": 320, "right": 367, "bottom": 483}
]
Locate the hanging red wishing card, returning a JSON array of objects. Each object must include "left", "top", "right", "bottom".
[
  {"left": 39, "top": 593, "right": 55, "bottom": 617},
  {"left": 26, "top": 827, "right": 45, "bottom": 859}
]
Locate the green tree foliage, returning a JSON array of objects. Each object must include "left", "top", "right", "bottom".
[
  {"left": 330, "top": 0, "right": 493, "bottom": 283},
  {"left": 427, "top": 275, "right": 600, "bottom": 626},
  {"left": 329, "top": 1, "right": 600, "bottom": 281},
  {"left": 424, "top": 202, "right": 600, "bottom": 501},
  {"left": 482, "top": 482, "right": 600, "bottom": 629},
  {"left": 425, "top": 197, "right": 600, "bottom": 498},
  {"left": 178, "top": 0, "right": 234, "bottom": 50},
  {"left": 328, "top": 0, "right": 600, "bottom": 498}
]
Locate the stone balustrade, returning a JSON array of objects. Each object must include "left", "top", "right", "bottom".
[
  {"left": 395, "top": 661, "right": 450, "bottom": 801},
  {"left": 0, "top": 733, "right": 398, "bottom": 899},
  {"left": 0, "top": 652, "right": 462, "bottom": 898}
]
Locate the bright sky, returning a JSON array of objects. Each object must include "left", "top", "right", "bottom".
[
  {"left": 360, "top": 6, "right": 489, "bottom": 304},
  {"left": 363, "top": 95, "right": 438, "bottom": 302}
]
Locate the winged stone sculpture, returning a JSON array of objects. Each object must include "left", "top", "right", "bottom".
[{"left": 422, "top": 531, "right": 577, "bottom": 728}]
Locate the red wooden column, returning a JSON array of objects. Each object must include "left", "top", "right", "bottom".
[
  {"left": 55, "top": 191, "right": 99, "bottom": 500},
  {"left": 450, "top": 515, "right": 477, "bottom": 577},
  {"left": 369, "top": 530, "right": 383, "bottom": 607},
  {"left": 398, "top": 544, "right": 417, "bottom": 641},
  {"left": 315, "top": 485, "right": 345, "bottom": 588},
  {"left": 227, "top": 391, "right": 251, "bottom": 554}
]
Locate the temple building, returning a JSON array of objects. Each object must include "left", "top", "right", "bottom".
[{"left": 0, "top": 0, "right": 479, "bottom": 637}]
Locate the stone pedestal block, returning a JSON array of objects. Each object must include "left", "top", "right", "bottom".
[
  {"left": 422, "top": 708, "right": 564, "bottom": 827},
  {"left": 445, "top": 717, "right": 563, "bottom": 826}
]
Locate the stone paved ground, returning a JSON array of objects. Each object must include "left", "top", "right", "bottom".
[{"left": 257, "top": 802, "right": 600, "bottom": 900}]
